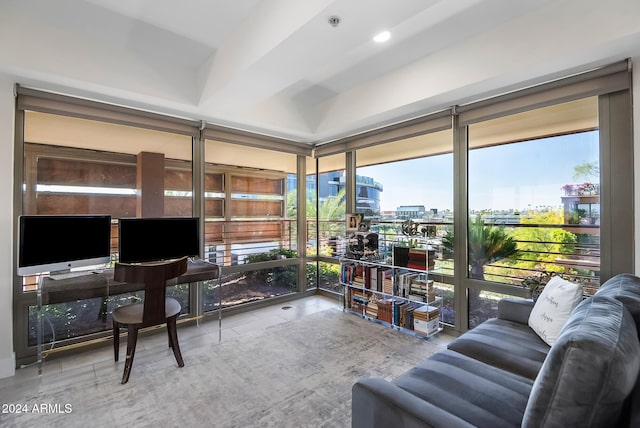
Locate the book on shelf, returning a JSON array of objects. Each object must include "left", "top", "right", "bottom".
[
  {"left": 407, "top": 248, "right": 436, "bottom": 270},
  {"left": 350, "top": 288, "right": 368, "bottom": 302},
  {"left": 398, "top": 301, "right": 423, "bottom": 330},
  {"left": 393, "top": 299, "right": 410, "bottom": 326},
  {"left": 341, "top": 263, "right": 356, "bottom": 284},
  {"left": 355, "top": 263, "right": 364, "bottom": 278},
  {"left": 378, "top": 267, "right": 392, "bottom": 294},
  {"left": 396, "top": 272, "right": 422, "bottom": 297},
  {"left": 340, "top": 255, "right": 442, "bottom": 337},
  {"left": 360, "top": 265, "right": 377, "bottom": 290},
  {"left": 352, "top": 264, "right": 364, "bottom": 287},
  {"left": 392, "top": 246, "right": 436, "bottom": 270},
  {"left": 413, "top": 304, "right": 440, "bottom": 335},
  {"left": 350, "top": 288, "right": 368, "bottom": 312},
  {"left": 408, "top": 278, "right": 436, "bottom": 302},
  {"left": 366, "top": 265, "right": 377, "bottom": 290},
  {"left": 365, "top": 296, "right": 378, "bottom": 318},
  {"left": 413, "top": 304, "right": 440, "bottom": 320},
  {"left": 376, "top": 298, "right": 394, "bottom": 323},
  {"left": 407, "top": 293, "right": 436, "bottom": 303}
]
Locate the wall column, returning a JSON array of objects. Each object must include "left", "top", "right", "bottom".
[{"left": 136, "top": 151, "right": 165, "bottom": 217}]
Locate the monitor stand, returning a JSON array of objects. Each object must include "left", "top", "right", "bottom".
[{"left": 49, "top": 269, "right": 88, "bottom": 280}]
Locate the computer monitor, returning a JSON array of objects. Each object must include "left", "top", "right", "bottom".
[
  {"left": 18, "top": 214, "right": 112, "bottom": 276},
  {"left": 117, "top": 217, "right": 200, "bottom": 263}
]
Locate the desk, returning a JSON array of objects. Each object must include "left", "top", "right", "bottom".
[
  {"left": 35, "top": 259, "right": 219, "bottom": 372},
  {"left": 40, "top": 259, "right": 219, "bottom": 305}
]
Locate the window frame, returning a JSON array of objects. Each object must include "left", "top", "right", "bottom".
[{"left": 11, "top": 61, "right": 632, "bottom": 364}]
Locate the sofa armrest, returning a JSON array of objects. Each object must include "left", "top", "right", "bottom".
[
  {"left": 352, "top": 377, "right": 474, "bottom": 428},
  {"left": 497, "top": 298, "right": 535, "bottom": 324}
]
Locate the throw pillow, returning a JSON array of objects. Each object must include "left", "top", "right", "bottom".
[{"left": 527, "top": 276, "right": 583, "bottom": 346}]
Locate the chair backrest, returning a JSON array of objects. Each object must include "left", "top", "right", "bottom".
[{"left": 114, "top": 256, "right": 189, "bottom": 325}]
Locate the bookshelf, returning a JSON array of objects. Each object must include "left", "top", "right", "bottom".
[{"left": 339, "top": 247, "right": 443, "bottom": 338}]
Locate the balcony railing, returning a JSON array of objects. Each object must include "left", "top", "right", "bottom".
[{"left": 314, "top": 218, "right": 600, "bottom": 291}]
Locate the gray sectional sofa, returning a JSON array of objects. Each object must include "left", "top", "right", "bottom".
[{"left": 352, "top": 273, "right": 640, "bottom": 427}]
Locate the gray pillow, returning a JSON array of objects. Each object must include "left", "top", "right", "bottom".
[{"left": 522, "top": 295, "right": 640, "bottom": 427}]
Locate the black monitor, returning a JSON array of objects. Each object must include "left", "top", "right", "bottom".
[
  {"left": 117, "top": 217, "right": 200, "bottom": 263},
  {"left": 18, "top": 214, "right": 112, "bottom": 276}
]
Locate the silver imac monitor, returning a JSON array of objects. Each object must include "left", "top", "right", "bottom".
[{"left": 18, "top": 214, "right": 112, "bottom": 276}]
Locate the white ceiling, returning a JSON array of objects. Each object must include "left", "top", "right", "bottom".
[{"left": 1, "top": 0, "right": 639, "bottom": 145}]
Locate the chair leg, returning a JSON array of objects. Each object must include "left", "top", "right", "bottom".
[
  {"left": 167, "top": 316, "right": 184, "bottom": 368},
  {"left": 113, "top": 321, "right": 120, "bottom": 362},
  {"left": 121, "top": 326, "right": 139, "bottom": 384}
]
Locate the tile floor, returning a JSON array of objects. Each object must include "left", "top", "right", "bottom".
[{"left": 0, "top": 295, "right": 342, "bottom": 404}]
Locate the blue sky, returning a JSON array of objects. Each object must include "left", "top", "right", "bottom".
[{"left": 358, "top": 131, "right": 599, "bottom": 212}]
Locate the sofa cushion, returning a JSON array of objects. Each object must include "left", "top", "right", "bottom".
[
  {"left": 447, "top": 318, "right": 549, "bottom": 380},
  {"left": 352, "top": 377, "right": 475, "bottom": 428},
  {"left": 528, "top": 275, "right": 583, "bottom": 346},
  {"left": 522, "top": 296, "right": 640, "bottom": 428},
  {"left": 497, "top": 298, "right": 535, "bottom": 324},
  {"left": 595, "top": 273, "right": 640, "bottom": 426},
  {"left": 596, "top": 273, "right": 640, "bottom": 326},
  {"left": 393, "top": 349, "right": 533, "bottom": 428}
]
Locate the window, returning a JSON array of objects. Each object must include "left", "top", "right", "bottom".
[
  {"left": 202, "top": 140, "right": 299, "bottom": 309},
  {"left": 466, "top": 98, "right": 600, "bottom": 327},
  {"left": 13, "top": 62, "right": 632, "bottom": 362},
  {"left": 314, "top": 154, "right": 346, "bottom": 294},
  {"left": 355, "top": 129, "right": 454, "bottom": 323},
  {"left": 13, "top": 90, "right": 314, "bottom": 365},
  {"left": 21, "top": 111, "right": 194, "bottom": 346}
]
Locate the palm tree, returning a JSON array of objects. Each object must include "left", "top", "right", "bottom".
[
  {"left": 442, "top": 216, "right": 518, "bottom": 324},
  {"left": 288, "top": 188, "right": 346, "bottom": 222},
  {"left": 288, "top": 187, "right": 347, "bottom": 254},
  {"left": 443, "top": 216, "right": 518, "bottom": 279}
]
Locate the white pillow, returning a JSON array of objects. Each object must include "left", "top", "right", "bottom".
[{"left": 528, "top": 276, "right": 583, "bottom": 346}]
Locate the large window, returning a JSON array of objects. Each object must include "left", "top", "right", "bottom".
[
  {"left": 355, "top": 129, "right": 454, "bottom": 323},
  {"left": 21, "top": 111, "right": 194, "bottom": 346},
  {"left": 13, "top": 96, "right": 311, "bottom": 366},
  {"left": 466, "top": 98, "right": 600, "bottom": 327},
  {"left": 13, "top": 63, "right": 632, "bottom": 364},
  {"left": 202, "top": 140, "right": 299, "bottom": 310},
  {"left": 312, "top": 63, "right": 632, "bottom": 334},
  {"left": 314, "top": 154, "right": 346, "bottom": 293},
  {"left": 304, "top": 157, "right": 318, "bottom": 291}
]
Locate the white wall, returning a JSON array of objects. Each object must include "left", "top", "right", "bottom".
[{"left": 0, "top": 74, "right": 15, "bottom": 378}]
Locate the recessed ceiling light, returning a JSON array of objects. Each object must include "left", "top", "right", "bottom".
[{"left": 373, "top": 31, "right": 391, "bottom": 43}]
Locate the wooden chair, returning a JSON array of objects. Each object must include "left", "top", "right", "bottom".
[{"left": 112, "top": 256, "right": 188, "bottom": 384}]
